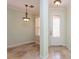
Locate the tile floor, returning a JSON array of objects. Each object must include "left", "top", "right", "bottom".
[{"left": 8, "top": 43, "right": 70, "bottom": 59}]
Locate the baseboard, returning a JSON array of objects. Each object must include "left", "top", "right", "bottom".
[
  {"left": 7, "top": 40, "right": 34, "bottom": 48},
  {"left": 49, "top": 45, "right": 68, "bottom": 50},
  {"left": 49, "top": 43, "right": 66, "bottom": 47},
  {"left": 49, "top": 45, "right": 66, "bottom": 47}
]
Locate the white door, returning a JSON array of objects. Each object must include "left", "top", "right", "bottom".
[{"left": 48, "top": 9, "right": 66, "bottom": 46}]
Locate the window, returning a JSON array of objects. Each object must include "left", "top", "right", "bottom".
[
  {"left": 53, "top": 16, "right": 60, "bottom": 37},
  {"left": 35, "top": 17, "right": 40, "bottom": 36}
]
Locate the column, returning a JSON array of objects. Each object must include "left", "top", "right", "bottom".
[{"left": 40, "top": 0, "right": 48, "bottom": 59}]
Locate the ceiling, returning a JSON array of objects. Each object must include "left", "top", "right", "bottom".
[{"left": 7, "top": 0, "right": 70, "bottom": 16}]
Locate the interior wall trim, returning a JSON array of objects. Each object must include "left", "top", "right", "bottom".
[{"left": 7, "top": 40, "right": 34, "bottom": 48}]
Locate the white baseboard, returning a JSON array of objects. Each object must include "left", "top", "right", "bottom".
[
  {"left": 7, "top": 40, "right": 34, "bottom": 48},
  {"left": 49, "top": 43, "right": 66, "bottom": 47}
]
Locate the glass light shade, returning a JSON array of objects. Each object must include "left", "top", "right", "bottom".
[
  {"left": 55, "top": 1, "right": 61, "bottom": 6},
  {"left": 54, "top": 0, "right": 61, "bottom": 6},
  {"left": 24, "top": 18, "right": 30, "bottom": 22},
  {"left": 23, "top": 17, "right": 30, "bottom": 22}
]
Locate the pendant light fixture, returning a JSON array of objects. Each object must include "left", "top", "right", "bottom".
[
  {"left": 54, "top": 0, "right": 61, "bottom": 6},
  {"left": 23, "top": 4, "right": 34, "bottom": 22}
]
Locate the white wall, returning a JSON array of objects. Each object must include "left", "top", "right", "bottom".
[
  {"left": 67, "top": 5, "right": 71, "bottom": 50},
  {"left": 7, "top": 7, "right": 35, "bottom": 48},
  {"left": 48, "top": 8, "right": 67, "bottom": 46}
]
